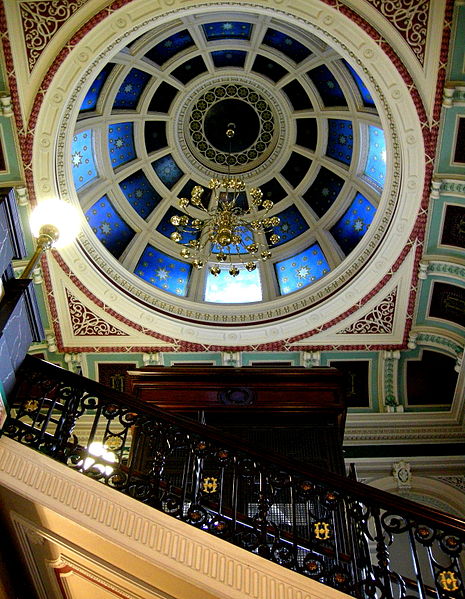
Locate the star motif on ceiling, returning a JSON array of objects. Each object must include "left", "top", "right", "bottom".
[
  {"left": 124, "top": 84, "right": 133, "bottom": 93},
  {"left": 115, "top": 138, "right": 125, "bottom": 148},
  {"left": 353, "top": 218, "right": 364, "bottom": 231},
  {"left": 156, "top": 267, "right": 170, "bottom": 280},
  {"left": 72, "top": 152, "right": 82, "bottom": 166},
  {"left": 296, "top": 266, "right": 310, "bottom": 279},
  {"left": 100, "top": 222, "right": 112, "bottom": 235}
]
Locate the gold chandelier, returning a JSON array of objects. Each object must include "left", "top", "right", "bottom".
[{"left": 170, "top": 124, "right": 280, "bottom": 277}]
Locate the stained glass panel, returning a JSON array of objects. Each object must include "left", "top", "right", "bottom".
[
  {"left": 144, "top": 30, "right": 194, "bottom": 65},
  {"left": 202, "top": 22, "right": 252, "bottom": 41},
  {"left": 113, "top": 68, "right": 151, "bottom": 109},
  {"left": 80, "top": 64, "right": 113, "bottom": 112},
  {"left": 85, "top": 195, "right": 135, "bottom": 259},
  {"left": 108, "top": 122, "right": 136, "bottom": 168},
  {"left": 252, "top": 55, "right": 288, "bottom": 82},
  {"left": 72, "top": 130, "right": 98, "bottom": 190},
  {"left": 307, "top": 65, "right": 347, "bottom": 107},
  {"left": 135, "top": 245, "right": 191, "bottom": 296},
  {"left": 152, "top": 155, "right": 183, "bottom": 188},
  {"left": 343, "top": 60, "right": 375, "bottom": 108},
  {"left": 275, "top": 244, "right": 330, "bottom": 295},
  {"left": 144, "top": 121, "right": 168, "bottom": 153},
  {"left": 326, "top": 119, "right": 353, "bottom": 165},
  {"left": 296, "top": 118, "right": 318, "bottom": 151},
  {"left": 266, "top": 205, "right": 309, "bottom": 246},
  {"left": 262, "top": 29, "right": 311, "bottom": 63},
  {"left": 259, "top": 178, "right": 287, "bottom": 204},
  {"left": 148, "top": 82, "right": 179, "bottom": 113},
  {"left": 171, "top": 56, "right": 207, "bottom": 84},
  {"left": 364, "top": 126, "right": 386, "bottom": 189},
  {"left": 331, "top": 192, "right": 375, "bottom": 255},
  {"left": 119, "top": 170, "right": 162, "bottom": 220},
  {"left": 211, "top": 50, "right": 247, "bottom": 68},
  {"left": 303, "top": 166, "right": 345, "bottom": 217},
  {"left": 282, "top": 80, "right": 312, "bottom": 110},
  {"left": 281, "top": 152, "right": 312, "bottom": 187}
]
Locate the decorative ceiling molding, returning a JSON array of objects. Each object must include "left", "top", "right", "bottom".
[
  {"left": 337, "top": 288, "right": 397, "bottom": 335},
  {"left": 0, "top": 0, "right": 451, "bottom": 350},
  {"left": 41, "top": 254, "right": 176, "bottom": 352},
  {"left": 363, "top": 0, "right": 430, "bottom": 65},
  {"left": 66, "top": 289, "right": 128, "bottom": 337},
  {"left": 19, "top": 0, "right": 88, "bottom": 73}
]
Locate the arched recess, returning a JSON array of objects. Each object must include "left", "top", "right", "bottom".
[{"left": 369, "top": 475, "right": 465, "bottom": 519}]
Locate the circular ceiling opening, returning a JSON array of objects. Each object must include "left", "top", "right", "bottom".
[{"left": 203, "top": 100, "right": 260, "bottom": 153}]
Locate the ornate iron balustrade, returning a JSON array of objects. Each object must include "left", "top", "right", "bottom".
[{"left": 3, "top": 356, "right": 464, "bottom": 599}]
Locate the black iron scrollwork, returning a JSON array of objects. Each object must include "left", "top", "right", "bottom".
[{"left": 4, "top": 356, "right": 465, "bottom": 599}]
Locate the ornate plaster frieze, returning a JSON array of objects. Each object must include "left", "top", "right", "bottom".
[
  {"left": 414, "top": 332, "right": 463, "bottom": 355},
  {"left": 439, "top": 179, "right": 465, "bottom": 196},
  {"left": 344, "top": 423, "right": 465, "bottom": 444},
  {"left": 337, "top": 288, "right": 397, "bottom": 335},
  {"left": 425, "top": 261, "right": 465, "bottom": 280},
  {"left": 66, "top": 289, "right": 128, "bottom": 337},
  {"left": 19, "top": 0, "right": 88, "bottom": 73},
  {"left": 437, "top": 475, "right": 465, "bottom": 492},
  {"left": 364, "top": 0, "right": 430, "bottom": 65}
]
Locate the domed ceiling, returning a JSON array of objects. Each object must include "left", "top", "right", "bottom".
[{"left": 70, "top": 15, "right": 388, "bottom": 314}]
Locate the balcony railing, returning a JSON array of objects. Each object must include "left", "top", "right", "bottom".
[{"left": 3, "top": 355, "right": 464, "bottom": 599}]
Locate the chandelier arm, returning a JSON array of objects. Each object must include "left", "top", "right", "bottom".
[{"left": 172, "top": 122, "right": 277, "bottom": 277}]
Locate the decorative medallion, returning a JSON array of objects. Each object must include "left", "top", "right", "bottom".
[
  {"left": 313, "top": 521, "right": 331, "bottom": 540},
  {"left": 202, "top": 477, "right": 218, "bottom": 493},
  {"left": 438, "top": 570, "right": 460, "bottom": 592},
  {"left": 187, "top": 84, "right": 277, "bottom": 173},
  {"left": 175, "top": 75, "right": 288, "bottom": 181}
]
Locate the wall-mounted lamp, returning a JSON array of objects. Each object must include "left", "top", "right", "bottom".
[{"left": 20, "top": 199, "right": 80, "bottom": 279}]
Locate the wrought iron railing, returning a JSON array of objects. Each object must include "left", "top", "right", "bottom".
[{"left": 3, "top": 356, "right": 464, "bottom": 599}]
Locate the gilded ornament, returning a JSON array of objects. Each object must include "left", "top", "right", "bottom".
[
  {"left": 202, "top": 477, "right": 218, "bottom": 493},
  {"left": 314, "top": 521, "right": 331, "bottom": 540},
  {"left": 438, "top": 571, "right": 459, "bottom": 592}
]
